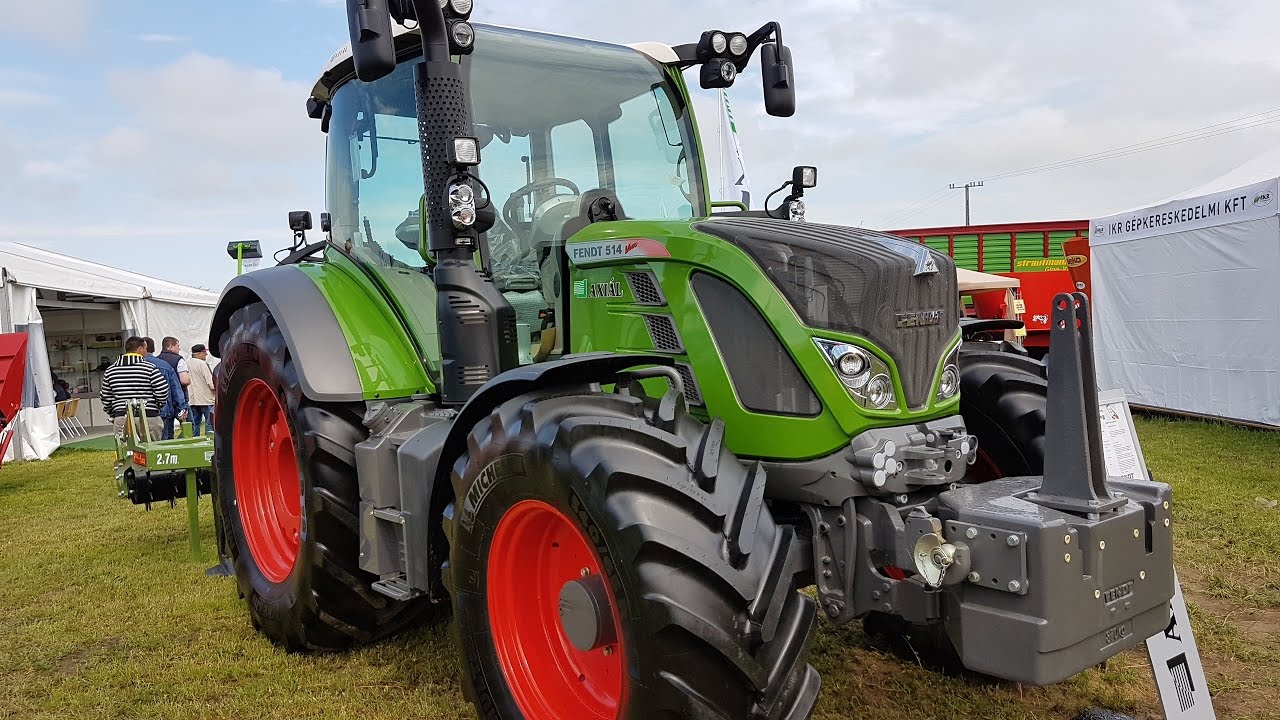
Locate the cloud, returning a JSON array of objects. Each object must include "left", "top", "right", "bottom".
[
  {"left": 8, "top": 0, "right": 1280, "bottom": 293},
  {"left": 0, "top": 51, "right": 322, "bottom": 292},
  {"left": 0, "top": 0, "right": 98, "bottom": 46},
  {"left": 133, "top": 33, "right": 186, "bottom": 44},
  {"left": 101, "top": 52, "right": 320, "bottom": 202},
  {"left": 0, "top": 89, "right": 56, "bottom": 107}
]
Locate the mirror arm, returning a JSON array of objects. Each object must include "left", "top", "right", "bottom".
[{"left": 406, "top": 0, "right": 452, "bottom": 62}]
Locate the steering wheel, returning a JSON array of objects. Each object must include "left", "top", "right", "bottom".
[{"left": 502, "top": 178, "right": 580, "bottom": 239}]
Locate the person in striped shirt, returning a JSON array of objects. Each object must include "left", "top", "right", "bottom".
[{"left": 100, "top": 336, "right": 169, "bottom": 441}]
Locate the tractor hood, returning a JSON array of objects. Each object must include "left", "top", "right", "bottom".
[{"left": 694, "top": 218, "right": 960, "bottom": 409}]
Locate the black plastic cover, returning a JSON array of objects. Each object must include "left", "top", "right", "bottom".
[{"left": 696, "top": 219, "right": 959, "bottom": 408}]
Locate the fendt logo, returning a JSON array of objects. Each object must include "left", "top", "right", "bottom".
[{"left": 895, "top": 309, "right": 944, "bottom": 328}]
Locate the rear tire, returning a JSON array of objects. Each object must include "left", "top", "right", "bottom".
[
  {"left": 445, "top": 387, "right": 821, "bottom": 719},
  {"left": 214, "top": 302, "right": 427, "bottom": 651}
]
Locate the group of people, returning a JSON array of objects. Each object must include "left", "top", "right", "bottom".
[{"left": 99, "top": 336, "right": 217, "bottom": 441}]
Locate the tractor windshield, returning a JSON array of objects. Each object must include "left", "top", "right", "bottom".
[{"left": 325, "top": 25, "right": 705, "bottom": 278}]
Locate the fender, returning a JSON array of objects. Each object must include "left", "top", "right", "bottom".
[
  {"left": 411, "top": 352, "right": 676, "bottom": 600},
  {"left": 209, "top": 263, "right": 433, "bottom": 402}
]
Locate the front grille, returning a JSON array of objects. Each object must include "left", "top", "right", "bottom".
[
  {"left": 643, "top": 315, "right": 684, "bottom": 353},
  {"left": 625, "top": 271, "right": 665, "bottom": 305},
  {"left": 675, "top": 362, "right": 703, "bottom": 406},
  {"left": 692, "top": 272, "right": 821, "bottom": 417},
  {"left": 696, "top": 218, "right": 959, "bottom": 408}
]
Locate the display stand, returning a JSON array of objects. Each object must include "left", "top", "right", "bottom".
[{"left": 1097, "top": 389, "right": 1215, "bottom": 720}]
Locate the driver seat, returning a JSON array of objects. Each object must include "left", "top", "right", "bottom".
[{"left": 560, "top": 190, "right": 627, "bottom": 241}]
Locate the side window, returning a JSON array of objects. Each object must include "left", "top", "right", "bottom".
[{"left": 610, "top": 89, "right": 694, "bottom": 219}]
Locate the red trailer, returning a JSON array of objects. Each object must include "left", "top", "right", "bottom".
[{"left": 889, "top": 220, "right": 1092, "bottom": 356}]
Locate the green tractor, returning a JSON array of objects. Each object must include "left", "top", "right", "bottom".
[{"left": 208, "top": 1, "right": 1176, "bottom": 717}]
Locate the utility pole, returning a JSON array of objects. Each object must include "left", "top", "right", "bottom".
[{"left": 950, "top": 181, "right": 984, "bottom": 226}]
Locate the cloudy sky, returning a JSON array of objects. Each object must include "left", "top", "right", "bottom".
[{"left": 2, "top": 0, "right": 1278, "bottom": 293}]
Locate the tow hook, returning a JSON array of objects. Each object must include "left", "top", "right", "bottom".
[{"left": 913, "top": 533, "right": 968, "bottom": 588}]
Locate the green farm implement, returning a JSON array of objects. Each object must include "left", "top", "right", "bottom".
[{"left": 114, "top": 401, "right": 213, "bottom": 558}]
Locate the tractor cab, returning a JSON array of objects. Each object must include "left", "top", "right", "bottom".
[{"left": 318, "top": 24, "right": 706, "bottom": 363}]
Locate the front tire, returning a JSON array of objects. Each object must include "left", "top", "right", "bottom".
[
  {"left": 957, "top": 344, "right": 1048, "bottom": 479},
  {"left": 446, "top": 387, "right": 821, "bottom": 719},
  {"left": 214, "top": 302, "right": 427, "bottom": 651}
]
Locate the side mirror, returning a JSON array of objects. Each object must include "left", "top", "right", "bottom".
[
  {"left": 761, "top": 43, "right": 796, "bottom": 117},
  {"left": 288, "top": 210, "right": 313, "bottom": 233},
  {"left": 345, "top": 0, "right": 397, "bottom": 82}
]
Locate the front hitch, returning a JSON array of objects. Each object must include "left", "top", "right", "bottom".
[{"left": 819, "top": 293, "right": 1176, "bottom": 685}]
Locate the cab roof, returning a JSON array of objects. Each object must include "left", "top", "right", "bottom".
[{"left": 312, "top": 21, "right": 678, "bottom": 102}]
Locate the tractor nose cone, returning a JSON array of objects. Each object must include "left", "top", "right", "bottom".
[{"left": 558, "top": 574, "right": 617, "bottom": 653}]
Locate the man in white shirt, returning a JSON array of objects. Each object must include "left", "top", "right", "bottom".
[{"left": 187, "top": 344, "right": 217, "bottom": 436}]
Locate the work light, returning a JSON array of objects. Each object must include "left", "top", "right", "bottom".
[
  {"left": 728, "top": 33, "right": 749, "bottom": 56},
  {"left": 710, "top": 32, "right": 728, "bottom": 54},
  {"left": 793, "top": 166, "right": 818, "bottom": 189},
  {"left": 448, "top": 136, "right": 480, "bottom": 166}
]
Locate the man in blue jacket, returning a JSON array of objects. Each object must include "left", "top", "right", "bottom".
[{"left": 143, "top": 336, "right": 187, "bottom": 439}]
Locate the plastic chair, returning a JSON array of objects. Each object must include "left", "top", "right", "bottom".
[
  {"left": 55, "top": 401, "right": 73, "bottom": 440},
  {"left": 65, "top": 398, "right": 87, "bottom": 436}
]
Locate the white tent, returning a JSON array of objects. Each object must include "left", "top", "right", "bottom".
[
  {"left": 957, "top": 267, "right": 1020, "bottom": 293},
  {"left": 1090, "top": 166, "right": 1280, "bottom": 428},
  {"left": 0, "top": 243, "right": 219, "bottom": 453}
]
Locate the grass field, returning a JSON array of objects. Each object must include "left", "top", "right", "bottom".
[{"left": 1, "top": 417, "right": 1276, "bottom": 720}]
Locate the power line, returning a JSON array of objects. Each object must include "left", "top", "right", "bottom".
[
  {"left": 979, "top": 108, "right": 1280, "bottom": 183},
  {"left": 874, "top": 185, "right": 950, "bottom": 227},
  {"left": 886, "top": 190, "right": 958, "bottom": 228},
  {"left": 980, "top": 115, "right": 1280, "bottom": 183},
  {"left": 875, "top": 107, "right": 1280, "bottom": 228}
]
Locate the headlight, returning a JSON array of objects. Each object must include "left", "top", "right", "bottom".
[
  {"left": 788, "top": 199, "right": 806, "bottom": 223},
  {"left": 866, "top": 375, "right": 893, "bottom": 409},
  {"left": 719, "top": 59, "right": 737, "bottom": 83},
  {"left": 938, "top": 365, "right": 959, "bottom": 400},
  {"left": 449, "top": 183, "right": 474, "bottom": 206},
  {"left": 936, "top": 344, "right": 960, "bottom": 402},
  {"left": 448, "top": 181, "right": 477, "bottom": 229},
  {"left": 710, "top": 32, "right": 728, "bottom": 54},
  {"left": 450, "top": 21, "right": 476, "bottom": 50},
  {"left": 815, "top": 339, "right": 897, "bottom": 410},
  {"left": 835, "top": 346, "right": 869, "bottom": 379},
  {"left": 728, "top": 33, "right": 749, "bottom": 56},
  {"left": 448, "top": 0, "right": 473, "bottom": 16}
]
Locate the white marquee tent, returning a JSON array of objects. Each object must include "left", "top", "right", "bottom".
[
  {"left": 1090, "top": 159, "right": 1280, "bottom": 428},
  {"left": 0, "top": 243, "right": 219, "bottom": 458}
]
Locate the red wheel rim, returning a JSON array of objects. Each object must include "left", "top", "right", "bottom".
[
  {"left": 487, "top": 499, "right": 625, "bottom": 719},
  {"left": 233, "top": 378, "right": 301, "bottom": 584}
]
